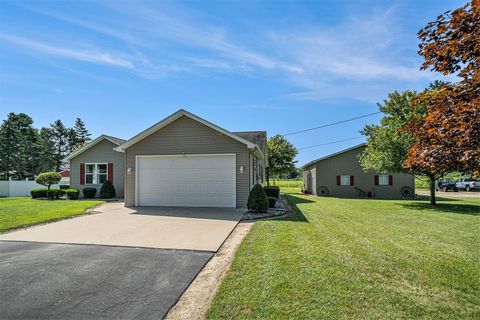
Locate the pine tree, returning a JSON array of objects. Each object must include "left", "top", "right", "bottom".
[
  {"left": 48, "top": 120, "right": 69, "bottom": 171},
  {"left": 71, "top": 117, "right": 91, "bottom": 150},
  {"left": 37, "top": 128, "right": 56, "bottom": 173},
  {"left": 0, "top": 113, "right": 21, "bottom": 180},
  {"left": 15, "top": 113, "right": 39, "bottom": 179}
]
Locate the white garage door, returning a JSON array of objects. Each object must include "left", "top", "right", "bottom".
[{"left": 136, "top": 154, "right": 236, "bottom": 207}]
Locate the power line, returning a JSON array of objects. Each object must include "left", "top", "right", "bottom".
[
  {"left": 282, "top": 111, "right": 381, "bottom": 136},
  {"left": 298, "top": 137, "right": 364, "bottom": 150}
]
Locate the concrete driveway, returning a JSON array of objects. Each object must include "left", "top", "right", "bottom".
[
  {"left": 0, "top": 202, "right": 244, "bottom": 252},
  {"left": 0, "top": 241, "right": 212, "bottom": 319}
]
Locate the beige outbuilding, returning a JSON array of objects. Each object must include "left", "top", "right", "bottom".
[{"left": 302, "top": 144, "right": 415, "bottom": 199}]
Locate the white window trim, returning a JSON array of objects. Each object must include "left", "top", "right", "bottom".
[
  {"left": 340, "top": 175, "right": 351, "bottom": 186},
  {"left": 379, "top": 174, "right": 390, "bottom": 186},
  {"left": 85, "top": 162, "right": 108, "bottom": 185}
]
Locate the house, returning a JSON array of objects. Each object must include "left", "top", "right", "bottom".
[
  {"left": 302, "top": 144, "right": 415, "bottom": 199},
  {"left": 58, "top": 170, "right": 70, "bottom": 185},
  {"left": 65, "top": 109, "right": 267, "bottom": 208}
]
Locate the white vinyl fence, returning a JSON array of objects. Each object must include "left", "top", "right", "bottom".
[{"left": 0, "top": 180, "right": 60, "bottom": 197}]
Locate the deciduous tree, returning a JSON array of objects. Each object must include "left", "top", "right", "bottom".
[
  {"left": 359, "top": 91, "right": 420, "bottom": 174},
  {"left": 404, "top": 0, "right": 480, "bottom": 204},
  {"left": 266, "top": 135, "right": 298, "bottom": 184}
]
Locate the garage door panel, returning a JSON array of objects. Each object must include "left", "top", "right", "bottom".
[{"left": 137, "top": 155, "right": 236, "bottom": 207}]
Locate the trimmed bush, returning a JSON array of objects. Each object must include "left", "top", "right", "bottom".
[
  {"left": 247, "top": 184, "right": 269, "bottom": 212},
  {"left": 36, "top": 172, "right": 62, "bottom": 190},
  {"left": 47, "top": 188, "right": 64, "bottom": 199},
  {"left": 66, "top": 188, "right": 80, "bottom": 200},
  {"left": 59, "top": 184, "right": 70, "bottom": 190},
  {"left": 31, "top": 188, "right": 48, "bottom": 199},
  {"left": 267, "top": 196, "right": 277, "bottom": 208},
  {"left": 100, "top": 180, "right": 116, "bottom": 199},
  {"left": 264, "top": 186, "right": 280, "bottom": 198},
  {"left": 83, "top": 187, "right": 97, "bottom": 199}
]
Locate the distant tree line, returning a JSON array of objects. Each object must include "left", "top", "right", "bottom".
[{"left": 0, "top": 113, "right": 91, "bottom": 180}]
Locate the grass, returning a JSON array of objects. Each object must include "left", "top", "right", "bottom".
[
  {"left": 207, "top": 188, "right": 480, "bottom": 319},
  {"left": 0, "top": 197, "right": 105, "bottom": 233}
]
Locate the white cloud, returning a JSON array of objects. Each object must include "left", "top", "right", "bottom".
[
  {"left": 7, "top": 1, "right": 443, "bottom": 102},
  {"left": 0, "top": 33, "right": 134, "bottom": 69}
]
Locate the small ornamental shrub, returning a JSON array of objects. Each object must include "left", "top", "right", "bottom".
[
  {"left": 36, "top": 172, "right": 62, "bottom": 190},
  {"left": 31, "top": 188, "right": 48, "bottom": 199},
  {"left": 267, "top": 196, "right": 277, "bottom": 208},
  {"left": 100, "top": 180, "right": 116, "bottom": 199},
  {"left": 59, "top": 185, "right": 70, "bottom": 190},
  {"left": 247, "top": 184, "right": 269, "bottom": 212},
  {"left": 66, "top": 188, "right": 80, "bottom": 200},
  {"left": 47, "top": 188, "right": 64, "bottom": 199},
  {"left": 83, "top": 187, "right": 97, "bottom": 198},
  {"left": 264, "top": 186, "right": 280, "bottom": 198}
]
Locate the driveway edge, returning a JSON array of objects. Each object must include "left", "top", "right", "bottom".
[{"left": 164, "top": 221, "right": 254, "bottom": 320}]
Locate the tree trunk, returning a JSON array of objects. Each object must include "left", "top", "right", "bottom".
[
  {"left": 266, "top": 170, "right": 270, "bottom": 186},
  {"left": 429, "top": 175, "right": 436, "bottom": 205}
]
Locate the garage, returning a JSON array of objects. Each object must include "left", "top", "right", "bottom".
[{"left": 136, "top": 154, "right": 236, "bottom": 207}]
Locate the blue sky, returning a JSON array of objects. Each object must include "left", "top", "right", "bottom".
[{"left": 0, "top": 0, "right": 461, "bottom": 166}]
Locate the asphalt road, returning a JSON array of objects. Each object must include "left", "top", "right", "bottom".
[
  {"left": 0, "top": 241, "right": 212, "bottom": 320},
  {"left": 416, "top": 189, "right": 480, "bottom": 198}
]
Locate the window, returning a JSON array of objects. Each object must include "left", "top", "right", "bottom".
[
  {"left": 378, "top": 175, "right": 389, "bottom": 186},
  {"left": 85, "top": 163, "right": 107, "bottom": 185},
  {"left": 340, "top": 175, "right": 351, "bottom": 186}
]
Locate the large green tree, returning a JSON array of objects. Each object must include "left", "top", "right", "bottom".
[
  {"left": 68, "top": 117, "right": 91, "bottom": 152},
  {"left": 47, "top": 120, "right": 70, "bottom": 171},
  {"left": 266, "top": 135, "right": 298, "bottom": 184},
  {"left": 359, "top": 90, "right": 421, "bottom": 174},
  {"left": 0, "top": 113, "right": 90, "bottom": 179},
  {"left": 37, "top": 127, "right": 56, "bottom": 173},
  {"left": 0, "top": 113, "right": 40, "bottom": 180}
]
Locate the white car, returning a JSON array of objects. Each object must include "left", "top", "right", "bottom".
[{"left": 455, "top": 178, "right": 480, "bottom": 191}]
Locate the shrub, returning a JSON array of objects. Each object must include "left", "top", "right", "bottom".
[
  {"left": 83, "top": 187, "right": 97, "bottom": 198},
  {"left": 247, "top": 184, "right": 269, "bottom": 212},
  {"left": 36, "top": 172, "right": 62, "bottom": 190},
  {"left": 65, "top": 188, "right": 80, "bottom": 200},
  {"left": 59, "top": 184, "right": 70, "bottom": 190},
  {"left": 31, "top": 188, "right": 48, "bottom": 199},
  {"left": 47, "top": 188, "right": 64, "bottom": 199},
  {"left": 267, "top": 196, "right": 277, "bottom": 208},
  {"left": 100, "top": 180, "right": 116, "bottom": 199},
  {"left": 264, "top": 186, "right": 280, "bottom": 198}
]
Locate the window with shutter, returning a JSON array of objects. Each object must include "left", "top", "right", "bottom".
[
  {"left": 340, "top": 175, "right": 351, "bottom": 186},
  {"left": 378, "top": 175, "right": 389, "bottom": 185}
]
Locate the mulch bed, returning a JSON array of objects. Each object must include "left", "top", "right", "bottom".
[{"left": 242, "top": 195, "right": 290, "bottom": 220}]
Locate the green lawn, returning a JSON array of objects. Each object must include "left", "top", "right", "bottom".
[
  {"left": 0, "top": 197, "right": 104, "bottom": 233},
  {"left": 207, "top": 190, "right": 480, "bottom": 319}
]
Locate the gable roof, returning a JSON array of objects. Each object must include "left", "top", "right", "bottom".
[
  {"left": 114, "top": 109, "right": 265, "bottom": 159},
  {"left": 301, "top": 143, "right": 366, "bottom": 169},
  {"left": 64, "top": 134, "right": 126, "bottom": 161}
]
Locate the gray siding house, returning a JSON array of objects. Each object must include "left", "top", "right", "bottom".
[
  {"left": 65, "top": 109, "right": 266, "bottom": 208},
  {"left": 302, "top": 144, "right": 415, "bottom": 199},
  {"left": 66, "top": 135, "right": 126, "bottom": 197}
]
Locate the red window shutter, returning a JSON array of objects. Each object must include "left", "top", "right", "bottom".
[
  {"left": 389, "top": 175, "right": 393, "bottom": 185},
  {"left": 336, "top": 176, "right": 341, "bottom": 186},
  {"left": 374, "top": 175, "right": 379, "bottom": 185},
  {"left": 80, "top": 163, "right": 85, "bottom": 185},
  {"left": 108, "top": 163, "right": 113, "bottom": 182},
  {"left": 350, "top": 175, "right": 354, "bottom": 186}
]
